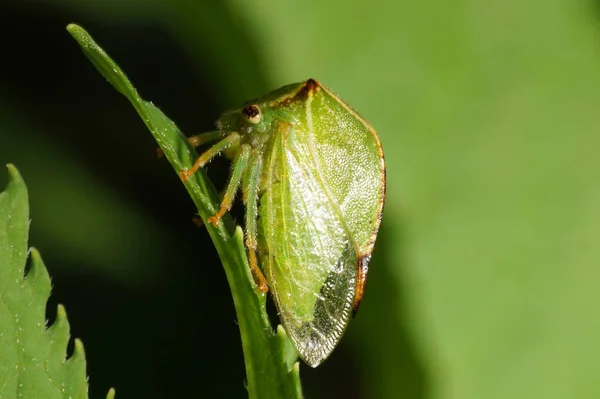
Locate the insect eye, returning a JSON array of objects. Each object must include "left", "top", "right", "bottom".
[{"left": 242, "top": 104, "right": 262, "bottom": 124}]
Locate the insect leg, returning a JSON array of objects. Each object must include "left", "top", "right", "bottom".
[
  {"left": 242, "top": 153, "right": 267, "bottom": 292},
  {"left": 186, "top": 131, "right": 222, "bottom": 148},
  {"left": 157, "top": 131, "right": 221, "bottom": 159},
  {"left": 180, "top": 133, "right": 240, "bottom": 182},
  {"left": 207, "top": 143, "right": 251, "bottom": 225}
]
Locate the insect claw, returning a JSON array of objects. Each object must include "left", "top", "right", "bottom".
[
  {"left": 207, "top": 215, "right": 221, "bottom": 226},
  {"left": 248, "top": 250, "right": 269, "bottom": 292},
  {"left": 208, "top": 206, "right": 228, "bottom": 226},
  {"left": 257, "top": 280, "right": 268, "bottom": 293},
  {"left": 180, "top": 169, "right": 192, "bottom": 182}
]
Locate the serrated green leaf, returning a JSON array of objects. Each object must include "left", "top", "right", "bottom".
[
  {"left": 0, "top": 165, "right": 113, "bottom": 399},
  {"left": 66, "top": 24, "right": 302, "bottom": 398}
]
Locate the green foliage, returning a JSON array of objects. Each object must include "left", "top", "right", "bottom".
[
  {"left": 67, "top": 24, "right": 302, "bottom": 399},
  {"left": 0, "top": 165, "right": 114, "bottom": 399}
]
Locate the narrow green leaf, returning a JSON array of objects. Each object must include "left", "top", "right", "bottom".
[
  {"left": 0, "top": 165, "right": 112, "bottom": 398},
  {"left": 66, "top": 24, "right": 303, "bottom": 398}
]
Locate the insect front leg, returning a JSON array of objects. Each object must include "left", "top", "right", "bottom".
[
  {"left": 242, "top": 153, "right": 268, "bottom": 292},
  {"left": 186, "top": 131, "right": 222, "bottom": 148},
  {"left": 180, "top": 132, "right": 240, "bottom": 182},
  {"left": 207, "top": 143, "right": 251, "bottom": 226},
  {"left": 157, "top": 131, "right": 221, "bottom": 159}
]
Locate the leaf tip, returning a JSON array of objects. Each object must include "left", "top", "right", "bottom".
[
  {"left": 5, "top": 163, "right": 23, "bottom": 183},
  {"left": 277, "top": 325, "right": 300, "bottom": 371},
  {"left": 66, "top": 23, "right": 82, "bottom": 40},
  {"left": 66, "top": 23, "right": 99, "bottom": 54},
  {"left": 106, "top": 387, "right": 116, "bottom": 399},
  {"left": 233, "top": 225, "right": 244, "bottom": 241},
  {"left": 292, "top": 361, "right": 300, "bottom": 374},
  {"left": 72, "top": 338, "right": 86, "bottom": 360},
  {"left": 26, "top": 247, "right": 52, "bottom": 302},
  {"left": 55, "top": 303, "right": 69, "bottom": 327},
  {"left": 28, "top": 247, "right": 47, "bottom": 273},
  {"left": 276, "top": 324, "right": 286, "bottom": 337},
  {"left": 2, "top": 163, "right": 28, "bottom": 217}
]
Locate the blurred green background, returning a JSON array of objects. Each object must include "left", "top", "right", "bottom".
[{"left": 2, "top": 0, "right": 600, "bottom": 398}]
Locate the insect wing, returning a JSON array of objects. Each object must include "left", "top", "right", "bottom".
[
  {"left": 260, "top": 129, "right": 357, "bottom": 368},
  {"left": 258, "top": 80, "right": 385, "bottom": 367},
  {"left": 306, "top": 85, "right": 385, "bottom": 261}
]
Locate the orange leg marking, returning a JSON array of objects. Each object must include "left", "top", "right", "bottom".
[
  {"left": 353, "top": 255, "right": 370, "bottom": 316},
  {"left": 205, "top": 143, "right": 250, "bottom": 225},
  {"left": 248, "top": 249, "right": 268, "bottom": 292},
  {"left": 207, "top": 207, "right": 228, "bottom": 226},
  {"left": 180, "top": 133, "right": 240, "bottom": 182},
  {"left": 180, "top": 166, "right": 199, "bottom": 182}
]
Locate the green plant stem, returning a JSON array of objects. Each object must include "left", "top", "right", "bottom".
[{"left": 66, "top": 23, "right": 301, "bottom": 399}]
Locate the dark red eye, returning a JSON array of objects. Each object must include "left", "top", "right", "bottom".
[{"left": 242, "top": 104, "right": 261, "bottom": 124}]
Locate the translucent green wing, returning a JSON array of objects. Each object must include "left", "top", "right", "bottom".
[
  {"left": 306, "top": 84, "right": 385, "bottom": 258},
  {"left": 259, "top": 127, "right": 357, "bottom": 367}
]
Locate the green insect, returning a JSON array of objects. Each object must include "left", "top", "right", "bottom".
[{"left": 181, "top": 79, "right": 385, "bottom": 367}]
